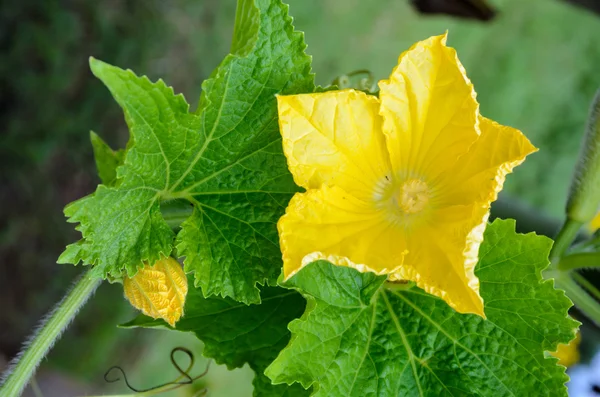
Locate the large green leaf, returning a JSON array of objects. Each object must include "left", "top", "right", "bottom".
[
  {"left": 266, "top": 219, "right": 578, "bottom": 396},
  {"left": 58, "top": 0, "right": 314, "bottom": 304},
  {"left": 122, "top": 281, "right": 311, "bottom": 397}
]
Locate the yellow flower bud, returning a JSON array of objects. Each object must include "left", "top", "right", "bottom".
[
  {"left": 588, "top": 212, "right": 600, "bottom": 232},
  {"left": 123, "top": 256, "right": 188, "bottom": 326},
  {"left": 551, "top": 331, "right": 581, "bottom": 367}
]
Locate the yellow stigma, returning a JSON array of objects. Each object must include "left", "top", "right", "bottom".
[{"left": 396, "top": 179, "right": 429, "bottom": 214}]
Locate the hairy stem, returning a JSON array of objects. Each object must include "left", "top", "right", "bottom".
[{"left": 0, "top": 271, "right": 101, "bottom": 396}]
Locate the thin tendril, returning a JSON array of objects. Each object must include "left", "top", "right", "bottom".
[
  {"left": 104, "top": 347, "right": 211, "bottom": 393},
  {"left": 331, "top": 69, "right": 378, "bottom": 93}
]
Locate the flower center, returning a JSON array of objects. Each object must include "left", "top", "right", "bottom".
[{"left": 396, "top": 178, "right": 429, "bottom": 214}]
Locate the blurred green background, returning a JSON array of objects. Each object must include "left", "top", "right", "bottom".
[{"left": 1, "top": 0, "right": 599, "bottom": 395}]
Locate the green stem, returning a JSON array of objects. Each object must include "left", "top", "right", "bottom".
[
  {"left": 0, "top": 271, "right": 101, "bottom": 397},
  {"left": 549, "top": 218, "right": 583, "bottom": 266},
  {"left": 571, "top": 232, "right": 600, "bottom": 252},
  {"left": 30, "top": 378, "right": 43, "bottom": 397},
  {"left": 554, "top": 271, "right": 600, "bottom": 325},
  {"left": 558, "top": 252, "right": 600, "bottom": 271},
  {"left": 160, "top": 199, "right": 194, "bottom": 230},
  {"left": 572, "top": 272, "right": 600, "bottom": 302}
]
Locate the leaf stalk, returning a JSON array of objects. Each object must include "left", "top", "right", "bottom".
[
  {"left": 572, "top": 272, "right": 600, "bottom": 303},
  {"left": 549, "top": 218, "right": 583, "bottom": 267},
  {"left": 558, "top": 252, "right": 600, "bottom": 271},
  {"left": 554, "top": 273, "right": 600, "bottom": 326}
]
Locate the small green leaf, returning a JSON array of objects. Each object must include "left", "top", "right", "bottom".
[
  {"left": 122, "top": 281, "right": 311, "bottom": 397},
  {"left": 266, "top": 219, "right": 578, "bottom": 396},
  {"left": 59, "top": 180, "right": 175, "bottom": 279},
  {"left": 89, "top": 131, "right": 124, "bottom": 186},
  {"left": 60, "top": 0, "right": 314, "bottom": 303}
]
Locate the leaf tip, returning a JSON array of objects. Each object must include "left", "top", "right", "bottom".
[
  {"left": 88, "top": 56, "right": 103, "bottom": 73},
  {"left": 57, "top": 246, "right": 75, "bottom": 265},
  {"left": 89, "top": 130, "right": 102, "bottom": 148},
  {"left": 89, "top": 57, "right": 117, "bottom": 81}
]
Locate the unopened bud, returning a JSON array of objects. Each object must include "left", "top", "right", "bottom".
[
  {"left": 567, "top": 89, "right": 600, "bottom": 224},
  {"left": 124, "top": 256, "right": 188, "bottom": 326}
]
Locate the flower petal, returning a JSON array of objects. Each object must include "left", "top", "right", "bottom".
[
  {"left": 399, "top": 204, "right": 488, "bottom": 316},
  {"left": 378, "top": 33, "right": 480, "bottom": 180},
  {"left": 402, "top": 116, "right": 535, "bottom": 316},
  {"left": 124, "top": 256, "right": 188, "bottom": 326},
  {"left": 588, "top": 212, "right": 600, "bottom": 232},
  {"left": 280, "top": 185, "right": 486, "bottom": 315},
  {"left": 279, "top": 186, "right": 405, "bottom": 279},
  {"left": 277, "top": 90, "right": 392, "bottom": 200},
  {"left": 437, "top": 116, "right": 537, "bottom": 207}
]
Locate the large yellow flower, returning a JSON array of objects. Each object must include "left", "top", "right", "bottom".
[{"left": 277, "top": 34, "right": 537, "bottom": 316}]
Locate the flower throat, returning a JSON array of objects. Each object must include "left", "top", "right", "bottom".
[{"left": 396, "top": 178, "right": 429, "bottom": 214}]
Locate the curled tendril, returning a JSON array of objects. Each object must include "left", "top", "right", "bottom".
[
  {"left": 331, "top": 69, "right": 378, "bottom": 94},
  {"left": 104, "top": 347, "right": 211, "bottom": 394}
]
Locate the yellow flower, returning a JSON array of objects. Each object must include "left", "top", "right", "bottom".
[
  {"left": 277, "top": 34, "right": 536, "bottom": 316},
  {"left": 551, "top": 331, "right": 581, "bottom": 367},
  {"left": 124, "top": 256, "right": 188, "bottom": 326}
]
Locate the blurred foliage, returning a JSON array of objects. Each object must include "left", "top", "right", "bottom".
[
  {"left": 0, "top": 0, "right": 234, "bottom": 386},
  {"left": 410, "top": 0, "right": 496, "bottom": 21},
  {"left": 1, "top": 0, "right": 600, "bottom": 394},
  {"left": 565, "top": 0, "right": 600, "bottom": 15}
]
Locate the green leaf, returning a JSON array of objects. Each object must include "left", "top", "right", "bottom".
[
  {"left": 266, "top": 219, "right": 578, "bottom": 396},
  {"left": 89, "top": 131, "right": 124, "bottom": 186},
  {"left": 59, "top": 0, "right": 314, "bottom": 303},
  {"left": 122, "top": 281, "right": 311, "bottom": 397}
]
